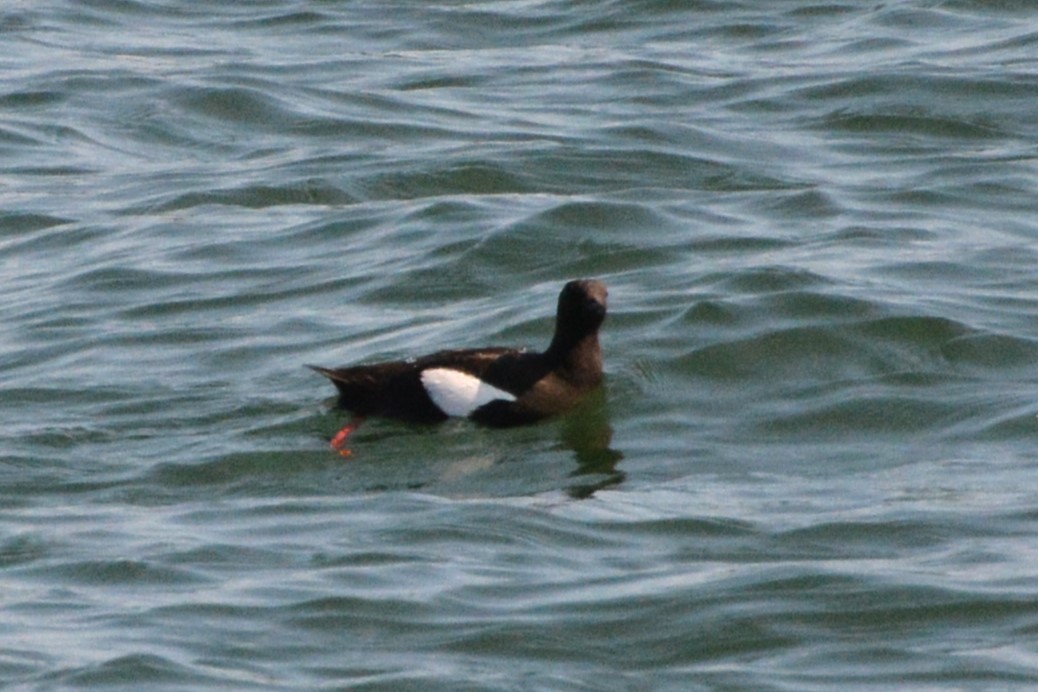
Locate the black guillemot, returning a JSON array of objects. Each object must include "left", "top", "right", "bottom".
[{"left": 309, "top": 279, "right": 607, "bottom": 453}]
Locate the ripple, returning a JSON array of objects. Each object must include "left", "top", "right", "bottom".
[
  {"left": 0, "top": 534, "right": 50, "bottom": 568},
  {"left": 152, "top": 181, "right": 357, "bottom": 211},
  {"left": 0, "top": 212, "right": 71, "bottom": 235},
  {"left": 50, "top": 653, "right": 213, "bottom": 688},
  {"left": 824, "top": 112, "right": 1006, "bottom": 140},
  {"left": 35, "top": 558, "right": 207, "bottom": 587}
]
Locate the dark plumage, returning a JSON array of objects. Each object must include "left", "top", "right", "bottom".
[{"left": 309, "top": 279, "right": 607, "bottom": 434}]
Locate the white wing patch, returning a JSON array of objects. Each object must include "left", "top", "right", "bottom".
[{"left": 420, "top": 367, "right": 517, "bottom": 417}]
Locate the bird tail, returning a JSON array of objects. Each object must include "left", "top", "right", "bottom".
[
  {"left": 307, "top": 364, "right": 382, "bottom": 412},
  {"left": 306, "top": 365, "right": 356, "bottom": 395},
  {"left": 307, "top": 364, "right": 339, "bottom": 380}
]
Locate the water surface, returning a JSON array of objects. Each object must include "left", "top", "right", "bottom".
[{"left": 3, "top": 1, "right": 1038, "bottom": 688}]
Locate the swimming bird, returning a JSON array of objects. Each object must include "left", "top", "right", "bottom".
[{"left": 309, "top": 279, "right": 607, "bottom": 453}]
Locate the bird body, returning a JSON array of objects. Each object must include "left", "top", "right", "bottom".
[{"left": 310, "top": 279, "right": 607, "bottom": 448}]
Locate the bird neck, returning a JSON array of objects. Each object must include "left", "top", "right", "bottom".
[{"left": 546, "top": 332, "right": 602, "bottom": 386}]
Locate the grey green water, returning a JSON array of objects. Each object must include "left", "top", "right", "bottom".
[{"left": 3, "top": 1, "right": 1038, "bottom": 688}]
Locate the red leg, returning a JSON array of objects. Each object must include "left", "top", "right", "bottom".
[{"left": 330, "top": 417, "right": 365, "bottom": 456}]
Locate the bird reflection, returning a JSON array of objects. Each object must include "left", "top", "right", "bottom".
[
  {"left": 557, "top": 388, "right": 625, "bottom": 499},
  {"left": 317, "top": 387, "right": 624, "bottom": 499}
]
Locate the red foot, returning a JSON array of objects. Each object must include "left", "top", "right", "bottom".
[{"left": 330, "top": 417, "right": 365, "bottom": 457}]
